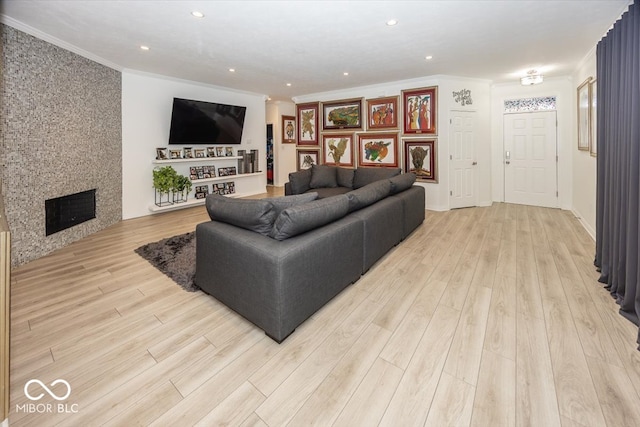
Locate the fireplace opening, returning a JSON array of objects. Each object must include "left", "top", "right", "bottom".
[{"left": 45, "top": 189, "right": 96, "bottom": 236}]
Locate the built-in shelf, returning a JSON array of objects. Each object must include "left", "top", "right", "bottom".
[
  {"left": 152, "top": 156, "right": 241, "bottom": 164},
  {"left": 191, "top": 172, "right": 262, "bottom": 184}
]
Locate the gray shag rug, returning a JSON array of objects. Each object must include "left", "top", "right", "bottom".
[{"left": 134, "top": 231, "right": 199, "bottom": 292}]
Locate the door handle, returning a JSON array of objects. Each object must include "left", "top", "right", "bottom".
[
  {"left": 505, "top": 161, "right": 510, "bottom": 165},
  {"left": 472, "top": 161, "right": 477, "bottom": 166}
]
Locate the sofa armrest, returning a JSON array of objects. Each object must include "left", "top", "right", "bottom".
[{"left": 284, "top": 182, "right": 293, "bottom": 196}]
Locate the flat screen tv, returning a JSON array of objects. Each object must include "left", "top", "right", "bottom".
[{"left": 168, "top": 97, "right": 247, "bottom": 145}]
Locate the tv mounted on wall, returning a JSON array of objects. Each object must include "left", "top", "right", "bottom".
[{"left": 168, "top": 97, "right": 247, "bottom": 145}]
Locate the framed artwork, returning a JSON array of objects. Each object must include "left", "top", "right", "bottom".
[
  {"left": 207, "top": 147, "right": 216, "bottom": 157},
  {"left": 282, "top": 115, "right": 296, "bottom": 144},
  {"left": 577, "top": 77, "right": 592, "bottom": 151},
  {"left": 225, "top": 147, "right": 234, "bottom": 157},
  {"left": 296, "top": 149, "right": 320, "bottom": 170},
  {"left": 156, "top": 147, "right": 168, "bottom": 160},
  {"left": 183, "top": 147, "right": 193, "bottom": 158},
  {"left": 169, "top": 149, "right": 182, "bottom": 159},
  {"left": 404, "top": 139, "right": 437, "bottom": 182},
  {"left": 322, "top": 98, "right": 363, "bottom": 131},
  {"left": 296, "top": 102, "right": 319, "bottom": 146},
  {"left": 366, "top": 96, "right": 398, "bottom": 130},
  {"left": 402, "top": 86, "right": 437, "bottom": 135},
  {"left": 216, "top": 147, "right": 224, "bottom": 157},
  {"left": 218, "top": 167, "right": 237, "bottom": 176},
  {"left": 590, "top": 79, "right": 597, "bottom": 157},
  {"left": 357, "top": 133, "right": 399, "bottom": 168},
  {"left": 322, "top": 133, "right": 355, "bottom": 167},
  {"left": 194, "top": 148, "right": 206, "bottom": 158}
]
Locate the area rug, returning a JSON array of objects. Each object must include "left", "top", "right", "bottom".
[{"left": 134, "top": 231, "right": 200, "bottom": 292}]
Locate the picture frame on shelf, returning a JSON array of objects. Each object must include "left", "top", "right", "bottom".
[
  {"left": 296, "top": 102, "right": 319, "bottom": 146},
  {"left": 156, "top": 147, "right": 168, "bottom": 160},
  {"left": 282, "top": 115, "right": 296, "bottom": 144},
  {"left": 207, "top": 147, "right": 217, "bottom": 157},
  {"left": 402, "top": 86, "right": 437, "bottom": 135},
  {"left": 404, "top": 138, "right": 438, "bottom": 182},
  {"left": 169, "top": 149, "right": 182, "bottom": 159},
  {"left": 577, "top": 77, "right": 592, "bottom": 151},
  {"left": 590, "top": 79, "right": 597, "bottom": 157},
  {"left": 366, "top": 96, "right": 398, "bottom": 130},
  {"left": 357, "top": 132, "right": 399, "bottom": 168},
  {"left": 202, "top": 165, "right": 215, "bottom": 178},
  {"left": 296, "top": 149, "right": 320, "bottom": 170},
  {"left": 189, "top": 166, "right": 200, "bottom": 180},
  {"left": 195, "top": 185, "right": 209, "bottom": 199},
  {"left": 216, "top": 147, "right": 224, "bottom": 157},
  {"left": 225, "top": 147, "right": 234, "bottom": 157},
  {"left": 194, "top": 148, "right": 206, "bottom": 158},
  {"left": 212, "top": 182, "right": 235, "bottom": 195},
  {"left": 183, "top": 147, "right": 193, "bottom": 159},
  {"left": 322, "top": 98, "right": 363, "bottom": 131},
  {"left": 218, "top": 166, "right": 237, "bottom": 177},
  {"left": 322, "top": 133, "right": 355, "bottom": 167}
]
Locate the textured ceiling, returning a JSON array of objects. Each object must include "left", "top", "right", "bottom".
[{"left": 0, "top": 0, "right": 631, "bottom": 101}]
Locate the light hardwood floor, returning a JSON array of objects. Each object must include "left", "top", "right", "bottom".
[{"left": 8, "top": 196, "right": 640, "bottom": 426}]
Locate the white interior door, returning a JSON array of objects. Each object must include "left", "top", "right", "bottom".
[
  {"left": 503, "top": 111, "right": 557, "bottom": 208},
  {"left": 449, "top": 111, "right": 476, "bottom": 209}
]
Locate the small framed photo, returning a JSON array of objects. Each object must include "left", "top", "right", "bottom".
[
  {"left": 322, "top": 98, "right": 363, "bottom": 131},
  {"left": 322, "top": 133, "right": 355, "bottom": 167},
  {"left": 357, "top": 133, "right": 399, "bottom": 168},
  {"left": 296, "top": 149, "right": 320, "bottom": 170},
  {"left": 282, "top": 115, "right": 296, "bottom": 144},
  {"left": 366, "top": 96, "right": 398, "bottom": 130},
  {"left": 577, "top": 77, "right": 591, "bottom": 151},
  {"left": 189, "top": 166, "right": 200, "bottom": 180},
  {"left": 194, "top": 148, "right": 206, "bottom": 158},
  {"left": 195, "top": 185, "right": 209, "bottom": 199},
  {"left": 202, "top": 165, "right": 215, "bottom": 178},
  {"left": 207, "top": 146, "right": 216, "bottom": 157},
  {"left": 183, "top": 147, "right": 193, "bottom": 159},
  {"left": 216, "top": 147, "right": 224, "bottom": 157},
  {"left": 402, "top": 86, "right": 437, "bottom": 135},
  {"left": 225, "top": 147, "right": 234, "bottom": 157},
  {"left": 297, "top": 102, "right": 319, "bottom": 146},
  {"left": 156, "top": 147, "right": 168, "bottom": 160},
  {"left": 218, "top": 167, "right": 237, "bottom": 177},
  {"left": 169, "top": 149, "right": 183, "bottom": 159},
  {"left": 590, "top": 79, "right": 597, "bottom": 157},
  {"left": 404, "top": 138, "right": 437, "bottom": 182}
]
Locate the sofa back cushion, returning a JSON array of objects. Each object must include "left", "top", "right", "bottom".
[
  {"left": 345, "top": 179, "right": 392, "bottom": 212},
  {"left": 352, "top": 167, "right": 401, "bottom": 189},
  {"left": 336, "top": 167, "right": 355, "bottom": 189},
  {"left": 309, "top": 164, "right": 338, "bottom": 188},
  {"left": 389, "top": 172, "right": 417, "bottom": 194},
  {"left": 269, "top": 195, "right": 349, "bottom": 241},
  {"left": 267, "top": 193, "right": 319, "bottom": 217},
  {"left": 288, "top": 168, "right": 312, "bottom": 194},
  {"left": 205, "top": 195, "right": 276, "bottom": 236}
]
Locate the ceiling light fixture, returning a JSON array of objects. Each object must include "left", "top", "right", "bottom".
[
  {"left": 386, "top": 19, "right": 398, "bottom": 26},
  {"left": 191, "top": 11, "right": 205, "bottom": 18},
  {"left": 521, "top": 69, "right": 544, "bottom": 85},
  {"left": 140, "top": 45, "right": 150, "bottom": 51},
  {"left": 229, "top": 68, "right": 235, "bottom": 72},
  {"left": 425, "top": 55, "right": 433, "bottom": 60},
  {"left": 343, "top": 72, "right": 349, "bottom": 76},
  {"left": 286, "top": 83, "right": 292, "bottom": 87}
]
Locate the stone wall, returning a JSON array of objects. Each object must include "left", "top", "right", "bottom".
[{"left": 0, "top": 24, "right": 122, "bottom": 266}]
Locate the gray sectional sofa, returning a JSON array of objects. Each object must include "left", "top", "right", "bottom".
[{"left": 196, "top": 165, "right": 425, "bottom": 342}]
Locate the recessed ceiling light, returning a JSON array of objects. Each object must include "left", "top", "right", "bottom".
[
  {"left": 140, "top": 45, "right": 150, "bottom": 51},
  {"left": 386, "top": 19, "right": 398, "bottom": 26},
  {"left": 286, "top": 83, "right": 292, "bottom": 87},
  {"left": 191, "top": 11, "right": 205, "bottom": 18},
  {"left": 229, "top": 68, "right": 235, "bottom": 72},
  {"left": 343, "top": 72, "right": 349, "bottom": 76},
  {"left": 425, "top": 55, "right": 433, "bottom": 60}
]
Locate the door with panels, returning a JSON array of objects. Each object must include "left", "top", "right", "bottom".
[{"left": 449, "top": 111, "right": 477, "bottom": 209}]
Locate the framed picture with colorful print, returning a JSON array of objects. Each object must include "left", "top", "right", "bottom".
[
  {"left": 402, "top": 86, "right": 437, "bottom": 135},
  {"left": 322, "top": 133, "right": 355, "bottom": 167},
  {"left": 366, "top": 96, "right": 398, "bottom": 130},
  {"left": 296, "top": 102, "right": 319, "bottom": 146},
  {"left": 296, "top": 149, "right": 320, "bottom": 170},
  {"left": 322, "top": 98, "right": 363, "bottom": 131},
  {"left": 357, "top": 132, "right": 398, "bottom": 168},
  {"left": 282, "top": 115, "right": 296, "bottom": 144},
  {"left": 404, "top": 138, "right": 437, "bottom": 182}
]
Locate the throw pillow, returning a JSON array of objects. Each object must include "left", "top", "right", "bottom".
[
  {"left": 269, "top": 195, "right": 349, "bottom": 240},
  {"left": 345, "top": 179, "right": 392, "bottom": 212},
  {"left": 205, "top": 194, "right": 275, "bottom": 236},
  {"left": 309, "top": 164, "right": 338, "bottom": 189},
  {"left": 336, "top": 167, "right": 355, "bottom": 189},
  {"left": 352, "top": 167, "right": 401, "bottom": 189},
  {"left": 389, "top": 172, "right": 416, "bottom": 194},
  {"left": 265, "top": 192, "right": 319, "bottom": 218},
  {"left": 288, "top": 168, "right": 312, "bottom": 194}
]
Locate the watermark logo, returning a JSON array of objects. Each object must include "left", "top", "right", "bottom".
[
  {"left": 24, "top": 379, "right": 71, "bottom": 401},
  {"left": 16, "top": 379, "right": 79, "bottom": 414}
]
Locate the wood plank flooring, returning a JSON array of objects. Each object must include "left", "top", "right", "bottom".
[{"left": 8, "top": 196, "right": 640, "bottom": 426}]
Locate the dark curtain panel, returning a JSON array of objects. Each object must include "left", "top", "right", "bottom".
[{"left": 595, "top": 0, "right": 640, "bottom": 349}]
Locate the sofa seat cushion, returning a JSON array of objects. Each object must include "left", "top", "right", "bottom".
[
  {"left": 389, "top": 173, "right": 417, "bottom": 194},
  {"left": 353, "top": 167, "right": 401, "bottom": 189},
  {"left": 346, "top": 179, "right": 392, "bottom": 212},
  {"left": 306, "top": 187, "right": 351, "bottom": 199},
  {"left": 309, "top": 164, "right": 338, "bottom": 188},
  {"left": 206, "top": 195, "right": 276, "bottom": 236},
  {"left": 269, "top": 195, "right": 349, "bottom": 240}
]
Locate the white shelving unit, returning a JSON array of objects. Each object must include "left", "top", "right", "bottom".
[{"left": 149, "top": 153, "right": 264, "bottom": 213}]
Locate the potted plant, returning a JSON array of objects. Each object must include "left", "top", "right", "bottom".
[
  {"left": 152, "top": 166, "right": 178, "bottom": 206},
  {"left": 172, "top": 174, "right": 192, "bottom": 203}
]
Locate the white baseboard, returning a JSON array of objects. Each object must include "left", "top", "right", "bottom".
[
  {"left": 2, "top": 417, "right": 9, "bottom": 427},
  {"left": 571, "top": 209, "right": 596, "bottom": 241}
]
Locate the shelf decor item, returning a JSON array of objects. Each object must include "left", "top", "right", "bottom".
[
  {"left": 184, "top": 147, "right": 194, "bottom": 159},
  {"left": 207, "top": 147, "right": 216, "bottom": 157},
  {"left": 156, "top": 147, "right": 168, "bottom": 160},
  {"left": 402, "top": 86, "right": 437, "bottom": 135},
  {"left": 172, "top": 174, "right": 193, "bottom": 203},
  {"left": 152, "top": 165, "right": 178, "bottom": 207},
  {"left": 366, "top": 96, "right": 398, "bottom": 130},
  {"left": 195, "top": 185, "right": 209, "bottom": 199},
  {"left": 282, "top": 115, "right": 296, "bottom": 143},
  {"left": 194, "top": 148, "right": 206, "bottom": 158},
  {"left": 322, "top": 98, "right": 363, "bottom": 131},
  {"left": 216, "top": 147, "right": 224, "bottom": 157},
  {"left": 169, "top": 149, "right": 183, "bottom": 159},
  {"left": 225, "top": 147, "right": 234, "bottom": 157},
  {"left": 296, "top": 102, "right": 319, "bottom": 146},
  {"left": 218, "top": 167, "right": 237, "bottom": 177}
]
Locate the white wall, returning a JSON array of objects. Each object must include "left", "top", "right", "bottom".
[
  {"left": 572, "top": 51, "right": 597, "bottom": 238},
  {"left": 294, "top": 75, "right": 492, "bottom": 211},
  {"left": 266, "top": 101, "right": 297, "bottom": 187},
  {"left": 122, "top": 70, "right": 267, "bottom": 219},
  {"left": 490, "top": 77, "right": 574, "bottom": 210}
]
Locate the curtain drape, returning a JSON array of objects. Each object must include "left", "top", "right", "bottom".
[{"left": 595, "top": 0, "right": 640, "bottom": 349}]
